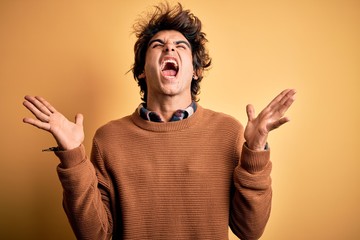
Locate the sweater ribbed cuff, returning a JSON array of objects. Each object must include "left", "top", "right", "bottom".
[
  {"left": 240, "top": 143, "right": 270, "bottom": 173},
  {"left": 55, "top": 144, "right": 86, "bottom": 169}
]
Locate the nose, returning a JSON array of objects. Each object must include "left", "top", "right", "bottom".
[{"left": 164, "top": 42, "right": 175, "bottom": 52}]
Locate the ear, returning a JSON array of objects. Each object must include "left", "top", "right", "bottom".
[{"left": 138, "top": 72, "right": 146, "bottom": 79}]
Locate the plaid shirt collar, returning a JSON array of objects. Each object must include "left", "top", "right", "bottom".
[{"left": 137, "top": 101, "right": 197, "bottom": 122}]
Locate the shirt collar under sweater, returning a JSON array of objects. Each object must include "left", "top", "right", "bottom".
[
  {"left": 137, "top": 101, "right": 197, "bottom": 122},
  {"left": 131, "top": 103, "right": 203, "bottom": 132}
]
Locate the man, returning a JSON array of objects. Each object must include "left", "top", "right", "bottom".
[{"left": 23, "top": 2, "right": 295, "bottom": 240}]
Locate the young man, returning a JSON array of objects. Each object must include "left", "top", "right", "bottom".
[{"left": 23, "top": 3, "right": 295, "bottom": 240}]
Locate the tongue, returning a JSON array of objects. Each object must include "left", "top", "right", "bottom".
[{"left": 162, "top": 70, "right": 177, "bottom": 76}]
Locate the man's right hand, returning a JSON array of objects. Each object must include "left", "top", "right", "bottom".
[{"left": 23, "top": 96, "right": 84, "bottom": 151}]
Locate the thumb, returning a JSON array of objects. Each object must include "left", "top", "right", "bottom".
[
  {"left": 246, "top": 104, "right": 255, "bottom": 121},
  {"left": 75, "top": 113, "right": 84, "bottom": 126}
]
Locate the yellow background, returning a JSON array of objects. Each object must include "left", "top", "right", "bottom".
[{"left": 1, "top": 0, "right": 359, "bottom": 239}]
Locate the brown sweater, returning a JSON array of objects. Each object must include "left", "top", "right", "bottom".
[{"left": 56, "top": 105, "right": 272, "bottom": 240}]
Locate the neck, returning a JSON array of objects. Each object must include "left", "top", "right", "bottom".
[{"left": 146, "top": 95, "right": 192, "bottom": 122}]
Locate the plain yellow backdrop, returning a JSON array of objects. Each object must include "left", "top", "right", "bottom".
[{"left": 1, "top": 0, "right": 359, "bottom": 239}]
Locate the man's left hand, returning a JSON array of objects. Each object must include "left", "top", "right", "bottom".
[{"left": 244, "top": 89, "right": 296, "bottom": 151}]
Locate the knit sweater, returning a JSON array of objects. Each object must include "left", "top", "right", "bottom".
[{"left": 56, "top": 105, "right": 272, "bottom": 240}]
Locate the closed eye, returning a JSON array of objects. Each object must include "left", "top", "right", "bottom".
[
  {"left": 148, "top": 39, "right": 165, "bottom": 48},
  {"left": 176, "top": 44, "right": 187, "bottom": 49},
  {"left": 152, "top": 43, "right": 164, "bottom": 48},
  {"left": 148, "top": 39, "right": 191, "bottom": 49},
  {"left": 175, "top": 41, "right": 191, "bottom": 50}
]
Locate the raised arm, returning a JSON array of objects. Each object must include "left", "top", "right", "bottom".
[
  {"left": 230, "top": 89, "right": 296, "bottom": 239},
  {"left": 23, "top": 95, "right": 84, "bottom": 151},
  {"left": 23, "top": 96, "right": 113, "bottom": 239}
]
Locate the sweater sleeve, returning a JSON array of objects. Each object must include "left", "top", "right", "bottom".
[
  {"left": 229, "top": 141, "right": 272, "bottom": 240},
  {"left": 56, "top": 144, "right": 113, "bottom": 240}
]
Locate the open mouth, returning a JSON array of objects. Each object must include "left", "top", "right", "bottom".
[{"left": 161, "top": 58, "right": 178, "bottom": 79}]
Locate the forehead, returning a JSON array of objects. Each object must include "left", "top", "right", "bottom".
[{"left": 150, "top": 30, "right": 189, "bottom": 43}]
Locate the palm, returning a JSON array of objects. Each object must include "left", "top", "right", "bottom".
[
  {"left": 23, "top": 96, "right": 84, "bottom": 150},
  {"left": 244, "top": 89, "right": 296, "bottom": 151},
  {"left": 48, "top": 112, "right": 84, "bottom": 150}
]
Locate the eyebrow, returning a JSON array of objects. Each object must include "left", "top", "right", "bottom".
[
  {"left": 148, "top": 39, "right": 191, "bottom": 49},
  {"left": 175, "top": 40, "right": 191, "bottom": 49}
]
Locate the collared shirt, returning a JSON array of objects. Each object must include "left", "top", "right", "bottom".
[{"left": 137, "top": 101, "right": 197, "bottom": 122}]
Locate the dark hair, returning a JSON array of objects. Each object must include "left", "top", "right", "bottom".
[{"left": 132, "top": 2, "right": 211, "bottom": 102}]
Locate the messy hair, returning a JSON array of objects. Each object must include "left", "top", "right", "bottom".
[{"left": 132, "top": 2, "right": 211, "bottom": 102}]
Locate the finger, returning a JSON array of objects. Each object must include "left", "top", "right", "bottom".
[
  {"left": 23, "top": 117, "right": 51, "bottom": 131},
  {"left": 267, "top": 89, "right": 294, "bottom": 109},
  {"left": 23, "top": 99, "right": 50, "bottom": 123},
  {"left": 35, "top": 96, "right": 57, "bottom": 113},
  {"left": 265, "top": 89, "right": 295, "bottom": 117},
  {"left": 268, "top": 117, "right": 290, "bottom": 131},
  {"left": 246, "top": 104, "right": 255, "bottom": 121},
  {"left": 75, "top": 113, "right": 84, "bottom": 126},
  {"left": 277, "top": 90, "right": 296, "bottom": 116},
  {"left": 24, "top": 95, "right": 53, "bottom": 116},
  {"left": 279, "top": 89, "right": 296, "bottom": 106}
]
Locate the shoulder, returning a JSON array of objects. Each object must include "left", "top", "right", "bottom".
[
  {"left": 199, "top": 106, "right": 244, "bottom": 130},
  {"left": 197, "top": 106, "right": 245, "bottom": 153},
  {"left": 94, "top": 115, "right": 133, "bottom": 139}
]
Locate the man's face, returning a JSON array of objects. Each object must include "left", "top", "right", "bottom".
[{"left": 141, "top": 30, "right": 194, "bottom": 102}]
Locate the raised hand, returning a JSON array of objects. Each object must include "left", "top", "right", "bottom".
[
  {"left": 23, "top": 96, "right": 84, "bottom": 151},
  {"left": 244, "top": 89, "right": 296, "bottom": 151}
]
